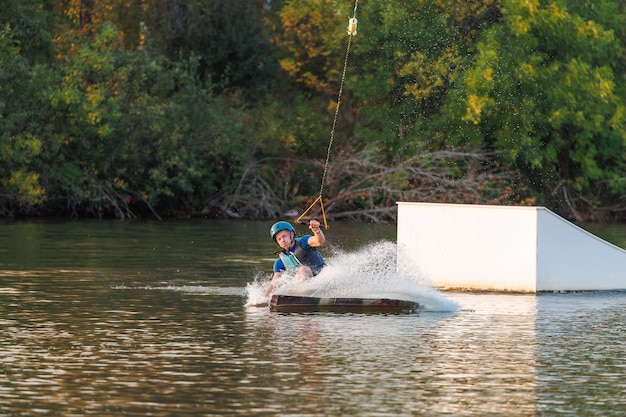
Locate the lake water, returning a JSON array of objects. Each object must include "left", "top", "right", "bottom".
[{"left": 1, "top": 219, "right": 625, "bottom": 416}]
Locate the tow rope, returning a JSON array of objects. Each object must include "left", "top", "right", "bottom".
[{"left": 295, "top": 0, "right": 359, "bottom": 230}]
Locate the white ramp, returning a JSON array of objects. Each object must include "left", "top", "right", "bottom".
[{"left": 396, "top": 202, "right": 626, "bottom": 292}]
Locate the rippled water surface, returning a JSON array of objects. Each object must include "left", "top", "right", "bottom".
[{"left": 1, "top": 219, "right": 625, "bottom": 416}]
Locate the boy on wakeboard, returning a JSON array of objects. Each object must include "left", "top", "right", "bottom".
[{"left": 265, "top": 220, "right": 326, "bottom": 296}]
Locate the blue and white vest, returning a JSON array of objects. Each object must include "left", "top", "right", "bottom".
[{"left": 277, "top": 237, "right": 325, "bottom": 276}]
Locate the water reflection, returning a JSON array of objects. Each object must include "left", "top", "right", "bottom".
[
  {"left": 1, "top": 270, "right": 241, "bottom": 416},
  {"left": 421, "top": 293, "right": 538, "bottom": 415},
  {"left": 535, "top": 292, "right": 626, "bottom": 415},
  {"left": 1, "top": 220, "right": 626, "bottom": 416},
  {"left": 242, "top": 294, "right": 540, "bottom": 416}
]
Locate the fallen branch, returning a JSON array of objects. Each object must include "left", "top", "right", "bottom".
[{"left": 205, "top": 148, "right": 528, "bottom": 222}]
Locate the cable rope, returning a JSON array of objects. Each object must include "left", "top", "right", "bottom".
[{"left": 296, "top": 0, "right": 358, "bottom": 229}]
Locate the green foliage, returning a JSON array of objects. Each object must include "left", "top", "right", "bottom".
[
  {"left": 350, "top": 0, "right": 503, "bottom": 159},
  {"left": 164, "top": 0, "right": 279, "bottom": 92},
  {"left": 0, "top": 0, "right": 55, "bottom": 64},
  {"left": 253, "top": 92, "right": 339, "bottom": 159},
  {"left": 1, "top": 0, "right": 625, "bottom": 220},
  {"left": 448, "top": 0, "right": 626, "bottom": 215},
  {"left": 0, "top": 22, "right": 51, "bottom": 212},
  {"left": 275, "top": 0, "right": 349, "bottom": 95},
  {"left": 43, "top": 21, "right": 259, "bottom": 217}
]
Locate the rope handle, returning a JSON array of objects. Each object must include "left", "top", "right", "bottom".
[{"left": 295, "top": 196, "right": 328, "bottom": 230}]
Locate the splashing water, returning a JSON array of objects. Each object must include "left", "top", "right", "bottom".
[{"left": 245, "top": 241, "right": 459, "bottom": 312}]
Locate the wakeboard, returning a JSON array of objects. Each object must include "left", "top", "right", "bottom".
[{"left": 269, "top": 294, "right": 419, "bottom": 313}]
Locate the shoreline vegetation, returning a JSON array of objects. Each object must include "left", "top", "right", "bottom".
[{"left": 2, "top": 1, "right": 625, "bottom": 223}]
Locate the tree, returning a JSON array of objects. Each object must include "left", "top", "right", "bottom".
[
  {"left": 449, "top": 0, "right": 626, "bottom": 219},
  {"left": 275, "top": 0, "right": 350, "bottom": 95},
  {"left": 45, "top": 21, "right": 259, "bottom": 218},
  {"left": 349, "top": 0, "right": 503, "bottom": 158},
  {"left": 161, "top": 0, "right": 279, "bottom": 91},
  {"left": 0, "top": 2, "right": 57, "bottom": 213}
]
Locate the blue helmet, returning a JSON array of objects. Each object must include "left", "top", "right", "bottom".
[{"left": 270, "top": 221, "right": 295, "bottom": 241}]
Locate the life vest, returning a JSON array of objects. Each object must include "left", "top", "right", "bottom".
[{"left": 278, "top": 238, "right": 325, "bottom": 276}]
